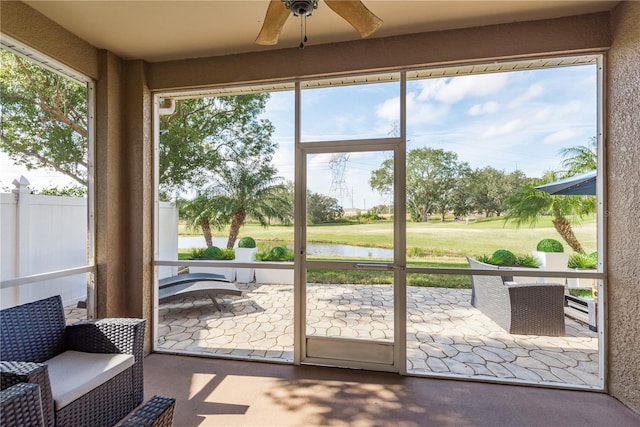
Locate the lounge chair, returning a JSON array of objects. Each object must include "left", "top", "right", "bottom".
[
  {"left": 466, "top": 257, "right": 566, "bottom": 336},
  {"left": 158, "top": 273, "right": 242, "bottom": 311},
  {"left": 159, "top": 272, "right": 228, "bottom": 288},
  {"left": 77, "top": 273, "right": 232, "bottom": 309}
]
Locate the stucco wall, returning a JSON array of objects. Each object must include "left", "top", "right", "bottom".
[
  {"left": 148, "top": 12, "right": 610, "bottom": 91},
  {"left": 606, "top": 1, "right": 640, "bottom": 414},
  {"left": 0, "top": 1, "right": 99, "bottom": 79}
]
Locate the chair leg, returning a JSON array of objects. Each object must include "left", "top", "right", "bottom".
[{"left": 208, "top": 295, "right": 222, "bottom": 311}]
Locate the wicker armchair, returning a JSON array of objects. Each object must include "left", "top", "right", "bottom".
[
  {"left": 0, "top": 295, "right": 145, "bottom": 427},
  {"left": 467, "top": 257, "right": 566, "bottom": 336},
  {"left": 1, "top": 382, "right": 45, "bottom": 427},
  {"left": 120, "top": 396, "right": 176, "bottom": 427}
]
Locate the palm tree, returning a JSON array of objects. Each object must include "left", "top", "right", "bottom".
[
  {"left": 179, "top": 194, "right": 229, "bottom": 247},
  {"left": 208, "top": 159, "right": 292, "bottom": 248},
  {"left": 559, "top": 136, "right": 597, "bottom": 175},
  {"left": 506, "top": 138, "right": 598, "bottom": 253},
  {"left": 506, "top": 170, "right": 596, "bottom": 253}
]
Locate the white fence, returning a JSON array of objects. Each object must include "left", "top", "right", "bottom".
[{"left": 0, "top": 177, "right": 177, "bottom": 308}]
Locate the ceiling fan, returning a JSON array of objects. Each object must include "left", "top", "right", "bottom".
[{"left": 256, "top": 0, "right": 383, "bottom": 47}]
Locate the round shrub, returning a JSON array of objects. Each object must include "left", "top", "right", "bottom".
[
  {"left": 491, "top": 249, "right": 517, "bottom": 266},
  {"left": 202, "top": 246, "right": 223, "bottom": 259},
  {"left": 536, "top": 238, "right": 564, "bottom": 253},
  {"left": 269, "top": 246, "right": 288, "bottom": 260},
  {"left": 238, "top": 237, "right": 256, "bottom": 248}
]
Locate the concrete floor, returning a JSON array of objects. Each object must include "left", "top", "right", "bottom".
[{"left": 142, "top": 353, "right": 640, "bottom": 427}]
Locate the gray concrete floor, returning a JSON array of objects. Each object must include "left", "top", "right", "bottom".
[{"left": 142, "top": 353, "right": 639, "bottom": 427}]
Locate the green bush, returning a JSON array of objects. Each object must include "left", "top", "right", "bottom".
[
  {"left": 256, "top": 245, "right": 294, "bottom": 261},
  {"left": 515, "top": 254, "right": 541, "bottom": 268},
  {"left": 238, "top": 237, "right": 257, "bottom": 248},
  {"left": 477, "top": 252, "right": 539, "bottom": 268},
  {"left": 203, "top": 246, "right": 223, "bottom": 259},
  {"left": 270, "top": 246, "right": 287, "bottom": 259},
  {"left": 491, "top": 249, "right": 517, "bottom": 266},
  {"left": 195, "top": 246, "right": 235, "bottom": 260},
  {"left": 536, "top": 238, "right": 564, "bottom": 253},
  {"left": 189, "top": 248, "right": 206, "bottom": 259},
  {"left": 568, "top": 252, "right": 597, "bottom": 269}
]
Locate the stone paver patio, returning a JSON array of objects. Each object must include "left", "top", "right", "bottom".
[
  {"left": 65, "top": 282, "right": 598, "bottom": 387},
  {"left": 150, "top": 282, "right": 599, "bottom": 388}
]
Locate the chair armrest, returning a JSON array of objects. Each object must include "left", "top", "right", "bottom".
[
  {"left": 120, "top": 396, "right": 176, "bottom": 427},
  {"left": 66, "top": 318, "right": 146, "bottom": 405},
  {"left": 66, "top": 318, "right": 146, "bottom": 356},
  {"left": 0, "top": 361, "right": 54, "bottom": 427},
  {"left": 1, "top": 382, "right": 45, "bottom": 427},
  {"left": 1, "top": 361, "right": 48, "bottom": 391},
  {"left": 505, "top": 282, "right": 565, "bottom": 303}
]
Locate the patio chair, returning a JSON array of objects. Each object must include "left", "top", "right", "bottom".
[
  {"left": 159, "top": 273, "right": 242, "bottom": 311},
  {"left": 1, "top": 382, "right": 45, "bottom": 427},
  {"left": 120, "top": 395, "right": 176, "bottom": 427},
  {"left": 466, "top": 257, "right": 566, "bottom": 336},
  {"left": 0, "top": 295, "right": 145, "bottom": 427}
]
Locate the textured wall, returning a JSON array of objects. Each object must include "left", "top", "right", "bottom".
[
  {"left": 95, "top": 51, "right": 128, "bottom": 318},
  {"left": 606, "top": 1, "right": 640, "bottom": 414},
  {"left": 0, "top": 1, "right": 99, "bottom": 79},
  {"left": 148, "top": 12, "right": 610, "bottom": 91}
]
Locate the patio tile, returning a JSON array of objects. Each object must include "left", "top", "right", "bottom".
[{"left": 65, "top": 282, "right": 599, "bottom": 388}]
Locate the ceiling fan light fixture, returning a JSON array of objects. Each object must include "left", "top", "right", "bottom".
[
  {"left": 283, "top": 0, "right": 318, "bottom": 17},
  {"left": 255, "top": 0, "right": 383, "bottom": 47}
]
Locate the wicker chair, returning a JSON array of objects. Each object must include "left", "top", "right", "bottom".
[
  {"left": 467, "top": 257, "right": 566, "bottom": 336},
  {"left": 0, "top": 295, "right": 145, "bottom": 427},
  {"left": 120, "top": 396, "right": 176, "bottom": 427},
  {"left": 1, "top": 382, "right": 45, "bottom": 427}
]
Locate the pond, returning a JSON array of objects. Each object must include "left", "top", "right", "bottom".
[{"left": 177, "top": 236, "right": 393, "bottom": 258}]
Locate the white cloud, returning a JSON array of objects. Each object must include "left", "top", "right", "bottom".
[
  {"left": 508, "top": 83, "right": 544, "bottom": 107},
  {"left": 468, "top": 101, "right": 500, "bottom": 116},
  {"left": 542, "top": 129, "right": 582, "bottom": 145},
  {"left": 375, "top": 96, "right": 400, "bottom": 121},
  {"left": 480, "top": 119, "right": 522, "bottom": 138},
  {"left": 376, "top": 93, "right": 450, "bottom": 128},
  {"left": 416, "top": 73, "right": 509, "bottom": 104}
]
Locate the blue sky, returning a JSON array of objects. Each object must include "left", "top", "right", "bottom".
[
  {"left": 1, "top": 64, "right": 597, "bottom": 210},
  {"left": 265, "top": 64, "right": 598, "bottom": 210}
]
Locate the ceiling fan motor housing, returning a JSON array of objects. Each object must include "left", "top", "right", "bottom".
[{"left": 284, "top": 0, "right": 318, "bottom": 17}]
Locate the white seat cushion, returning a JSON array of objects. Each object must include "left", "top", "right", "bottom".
[{"left": 46, "top": 350, "right": 134, "bottom": 410}]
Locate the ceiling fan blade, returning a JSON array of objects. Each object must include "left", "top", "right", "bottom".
[
  {"left": 325, "top": 0, "right": 383, "bottom": 38},
  {"left": 256, "top": 0, "right": 291, "bottom": 45}
]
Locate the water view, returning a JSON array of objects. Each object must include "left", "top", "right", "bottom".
[{"left": 178, "top": 236, "right": 393, "bottom": 258}]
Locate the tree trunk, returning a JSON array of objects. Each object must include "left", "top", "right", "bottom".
[
  {"left": 227, "top": 209, "right": 246, "bottom": 248},
  {"left": 201, "top": 221, "right": 212, "bottom": 247},
  {"left": 552, "top": 215, "right": 584, "bottom": 254}
]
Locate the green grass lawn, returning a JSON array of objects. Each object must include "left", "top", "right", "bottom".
[
  {"left": 176, "top": 215, "right": 597, "bottom": 288},
  {"left": 179, "top": 215, "right": 597, "bottom": 257}
]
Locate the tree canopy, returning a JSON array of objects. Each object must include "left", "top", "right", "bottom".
[
  {"left": 370, "top": 147, "right": 470, "bottom": 222},
  {"left": 159, "top": 94, "right": 274, "bottom": 196},
  {"left": 307, "top": 192, "right": 343, "bottom": 224},
  {"left": 1, "top": 50, "right": 275, "bottom": 196},
  {"left": 1, "top": 50, "right": 88, "bottom": 186}
]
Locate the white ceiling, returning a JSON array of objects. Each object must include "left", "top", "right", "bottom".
[{"left": 23, "top": 1, "right": 619, "bottom": 62}]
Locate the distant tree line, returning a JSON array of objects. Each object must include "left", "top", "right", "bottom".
[{"left": 370, "top": 147, "right": 529, "bottom": 222}]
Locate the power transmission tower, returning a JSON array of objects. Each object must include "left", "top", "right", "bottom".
[{"left": 329, "top": 153, "right": 350, "bottom": 207}]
